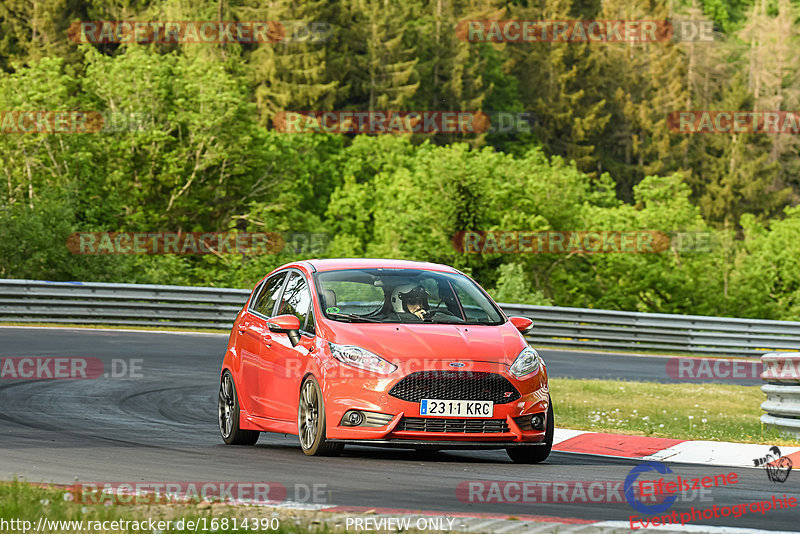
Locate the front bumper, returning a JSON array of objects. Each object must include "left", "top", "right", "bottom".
[
  {"left": 327, "top": 439, "right": 549, "bottom": 449},
  {"left": 327, "top": 411, "right": 548, "bottom": 445},
  {"left": 323, "top": 360, "right": 549, "bottom": 445}
]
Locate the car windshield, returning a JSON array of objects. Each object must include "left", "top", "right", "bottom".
[{"left": 314, "top": 268, "right": 505, "bottom": 325}]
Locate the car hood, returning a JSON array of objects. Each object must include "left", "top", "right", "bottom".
[{"left": 323, "top": 321, "right": 525, "bottom": 367}]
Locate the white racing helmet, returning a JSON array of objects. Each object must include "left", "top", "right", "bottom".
[{"left": 390, "top": 284, "right": 429, "bottom": 313}]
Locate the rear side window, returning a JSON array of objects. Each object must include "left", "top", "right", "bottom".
[
  {"left": 251, "top": 272, "right": 287, "bottom": 317},
  {"left": 278, "top": 272, "right": 313, "bottom": 333},
  {"left": 304, "top": 309, "right": 316, "bottom": 336}
]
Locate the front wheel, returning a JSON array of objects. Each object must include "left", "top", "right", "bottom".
[
  {"left": 218, "top": 371, "right": 259, "bottom": 445},
  {"left": 298, "top": 376, "right": 343, "bottom": 457},
  {"left": 507, "top": 398, "right": 554, "bottom": 464}
]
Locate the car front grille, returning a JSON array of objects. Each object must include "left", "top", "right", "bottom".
[
  {"left": 388, "top": 371, "right": 521, "bottom": 404},
  {"left": 398, "top": 417, "right": 510, "bottom": 433}
]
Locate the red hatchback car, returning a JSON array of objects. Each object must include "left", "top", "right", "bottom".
[{"left": 218, "top": 258, "right": 553, "bottom": 463}]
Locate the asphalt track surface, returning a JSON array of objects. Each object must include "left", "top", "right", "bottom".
[{"left": 0, "top": 327, "right": 795, "bottom": 532}]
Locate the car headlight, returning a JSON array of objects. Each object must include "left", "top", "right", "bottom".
[
  {"left": 329, "top": 343, "right": 397, "bottom": 375},
  {"left": 509, "top": 347, "right": 542, "bottom": 378}
]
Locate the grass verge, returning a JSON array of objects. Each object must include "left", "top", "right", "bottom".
[
  {"left": 0, "top": 481, "right": 467, "bottom": 534},
  {"left": 0, "top": 480, "right": 330, "bottom": 533},
  {"left": 552, "top": 378, "right": 799, "bottom": 446}
]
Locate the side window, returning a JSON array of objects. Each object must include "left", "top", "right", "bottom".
[
  {"left": 304, "top": 308, "right": 316, "bottom": 336},
  {"left": 251, "top": 272, "right": 287, "bottom": 317},
  {"left": 278, "top": 272, "right": 313, "bottom": 333}
]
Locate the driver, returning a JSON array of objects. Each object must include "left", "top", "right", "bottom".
[{"left": 391, "top": 284, "right": 430, "bottom": 319}]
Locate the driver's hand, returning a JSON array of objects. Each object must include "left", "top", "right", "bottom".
[{"left": 413, "top": 309, "right": 428, "bottom": 319}]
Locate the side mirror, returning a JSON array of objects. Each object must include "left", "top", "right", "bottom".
[
  {"left": 268, "top": 314, "right": 302, "bottom": 347},
  {"left": 509, "top": 316, "right": 534, "bottom": 335}
]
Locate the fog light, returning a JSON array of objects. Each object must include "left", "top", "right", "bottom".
[
  {"left": 343, "top": 410, "right": 364, "bottom": 426},
  {"left": 349, "top": 411, "right": 364, "bottom": 425},
  {"left": 531, "top": 415, "right": 544, "bottom": 430},
  {"left": 341, "top": 410, "right": 394, "bottom": 427}
]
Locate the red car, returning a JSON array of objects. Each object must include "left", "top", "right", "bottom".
[{"left": 218, "top": 258, "right": 552, "bottom": 463}]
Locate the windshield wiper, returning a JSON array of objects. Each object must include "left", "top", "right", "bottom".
[
  {"left": 422, "top": 316, "right": 465, "bottom": 324},
  {"left": 327, "top": 312, "right": 383, "bottom": 323}
]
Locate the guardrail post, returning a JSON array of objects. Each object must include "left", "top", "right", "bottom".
[{"left": 760, "top": 352, "right": 800, "bottom": 437}]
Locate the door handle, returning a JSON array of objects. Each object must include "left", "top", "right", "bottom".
[
  {"left": 262, "top": 334, "right": 272, "bottom": 347},
  {"left": 237, "top": 321, "right": 249, "bottom": 334}
]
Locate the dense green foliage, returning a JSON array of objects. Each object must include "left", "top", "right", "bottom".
[{"left": 1, "top": 0, "right": 799, "bottom": 319}]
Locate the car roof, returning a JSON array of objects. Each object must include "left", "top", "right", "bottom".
[{"left": 299, "top": 258, "right": 459, "bottom": 274}]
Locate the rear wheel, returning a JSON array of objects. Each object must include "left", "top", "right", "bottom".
[
  {"left": 298, "top": 376, "right": 343, "bottom": 456},
  {"left": 507, "top": 398, "right": 553, "bottom": 464},
  {"left": 218, "top": 371, "right": 259, "bottom": 445}
]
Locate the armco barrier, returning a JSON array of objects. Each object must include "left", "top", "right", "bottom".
[
  {"left": 501, "top": 303, "right": 800, "bottom": 356},
  {"left": 1, "top": 279, "right": 799, "bottom": 356},
  {"left": 0, "top": 279, "right": 249, "bottom": 330},
  {"left": 760, "top": 353, "right": 800, "bottom": 437}
]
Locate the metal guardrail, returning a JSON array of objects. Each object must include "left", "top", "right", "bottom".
[
  {"left": 760, "top": 353, "right": 800, "bottom": 437},
  {"left": 0, "top": 279, "right": 250, "bottom": 330},
  {"left": 501, "top": 303, "right": 800, "bottom": 356},
  {"left": 1, "top": 279, "right": 799, "bottom": 356}
]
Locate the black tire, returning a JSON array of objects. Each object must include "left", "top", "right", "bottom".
[
  {"left": 507, "top": 398, "right": 554, "bottom": 464},
  {"left": 298, "top": 376, "right": 343, "bottom": 457},
  {"left": 218, "top": 371, "right": 259, "bottom": 445}
]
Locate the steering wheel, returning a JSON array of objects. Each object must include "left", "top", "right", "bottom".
[{"left": 422, "top": 309, "right": 463, "bottom": 322}]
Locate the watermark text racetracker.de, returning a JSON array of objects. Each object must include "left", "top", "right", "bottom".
[
  {"left": 69, "top": 20, "right": 284, "bottom": 43},
  {"left": 668, "top": 111, "right": 800, "bottom": 134},
  {"left": 452, "top": 230, "right": 714, "bottom": 254},
  {"left": 457, "top": 480, "right": 713, "bottom": 504},
  {"left": 0, "top": 357, "right": 142, "bottom": 380},
  {"left": 666, "top": 355, "right": 800, "bottom": 380},
  {"left": 68, "top": 20, "right": 334, "bottom": 44},
  {"left": 67, "top": 232, "right": 331, "bottom": 255},
  {"left": 273, "top": 110, "right": 536, "bottom": 134},
  {"left": 70, "top": 481, "right": 328, "bottom": 505},
  {"left": 457, "top": 19, "right": 713, "bottom": 43},
  {"left": 666, "top": 357, "right": 763, "bottom": 380},
  {"left": 0, "top": 111, "right": 150, "bottom": 134}
]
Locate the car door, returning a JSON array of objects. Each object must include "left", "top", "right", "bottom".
[
  {"left": 263, "top": 270, "right": 316, "bottom": 421},
  {"left": 240, "top": 271, "right": 287, "bottom": 417}
]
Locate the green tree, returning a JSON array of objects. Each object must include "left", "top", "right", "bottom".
[
  {"left": 0, "top": 0, "right": 86, "bottom": 70},
  {"left": 588, "top": 0, "right": 690, "bottom": 200},
  {"left": 506, "top": 0, "right": 609, "bottom": 173},
  {"left": 238, "top": 0, "right": 338, "bottom": 126},
  {"left": 490, "top": 262, "right": 550, "bottom": 305},
  {"left": 689, "top": 78, "right": 792, "bottom": 225},
  {"left": 333, "top": 0, "right": 419, "bottom": 112},
  {"left": 728, "top": 208, "right": 800, "bottom": 320}
]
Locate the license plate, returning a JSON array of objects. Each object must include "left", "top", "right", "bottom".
[{"left": 420, "top": 399, "right": 493, "bottom": 417}]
